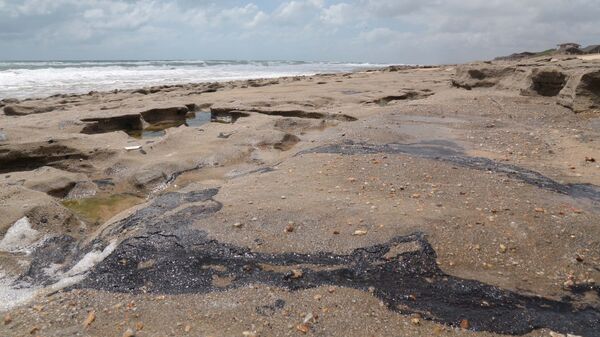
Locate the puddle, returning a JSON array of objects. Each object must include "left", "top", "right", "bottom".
[
  {"left": 127, "top": 111, "right": 211, "bottom": 139},
  {"left": 62, "top": 193, "right": 145, "bottom": 225},
  {"left": 185, "top": 111, "right": 212, "bottom": 127}
]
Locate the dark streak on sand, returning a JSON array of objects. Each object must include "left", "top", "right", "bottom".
[
  {"left": 68, "top": 189, "right": 600, "bottom": 336},
  {"left": 302, "top": 140, "right": 600, "bottom": 204}
]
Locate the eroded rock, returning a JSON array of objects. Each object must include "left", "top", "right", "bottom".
[
  {"left": 524, "top": 68, "right": 568, "bottom": 96},
  {"left": 140, "top": 106, "right": 189, "bottom": 124},
  {"left": 131, "top": 169, "right": 168, "bottom": 190},
  {"left": 372, "top": 90, "right": 434, "bottom": 105},
  {"left": 0, "top": 142, "right": 91, "bottom": 174},
  {"left": 451, "top": 64, "right": 520, "bottom": 90},
  {"left": 81, "top": 114, "right": 143, "bottom": 135},
  {"left": 273, "top": 134, "right": 301, "bottom": 151},
  {"left": 2, "top": 167, "right": 87, "bottom": 198},
  {"left": 3, "top": 104, "right": 56, "bottom": 116},
  {"left": 211, "top": 106, "right": 357, "bottom": 122},
  {"left": 559, "top": 69, "right": 600, "bottom": 113}
]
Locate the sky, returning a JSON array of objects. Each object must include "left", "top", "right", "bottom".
[{"left": 0, "top": 0, "right": 598, "bottom": 64}]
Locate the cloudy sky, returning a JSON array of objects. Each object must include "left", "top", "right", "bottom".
[{"left": 0, "top": 0, "right": 598, "bottom": 63}]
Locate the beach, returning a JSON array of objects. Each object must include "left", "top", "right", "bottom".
[{"left": 1, "top": 56, "right": 600, "bottom": 337}]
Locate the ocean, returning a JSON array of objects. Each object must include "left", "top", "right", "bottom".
[{"left": 0, "top": 60, "right": 387, "bottom": 100}]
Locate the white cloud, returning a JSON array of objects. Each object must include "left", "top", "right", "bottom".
[
  {"left": 0, "top": 0, "right": 599, "bottom": 63},
  {"left": 320, "top": 3, "right": 354, "bottom": 25},
  {"left": 274, "top": 0, "right": 322, "bottom": 24}
]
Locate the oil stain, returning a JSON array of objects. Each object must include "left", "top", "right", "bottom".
[
  {"left": 302, "top": 140, "right": 600, "bottom": 204},
  {"left": 60, "top": 189, "right": 600, "bottom": 337}
]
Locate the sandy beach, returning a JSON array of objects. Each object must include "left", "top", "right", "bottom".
[{"left": 1, "top": 55, "right": 600, "bottom": 337}]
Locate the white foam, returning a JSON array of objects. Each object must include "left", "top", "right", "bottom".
[
  {"left": 0, "top": 273, "right": 40, "bottom": 312},
  {"left": 0, "top": 240, "right": 117, "bottom": 310},
  {"left": 49, "top": 240, "right": 117, "bottom": 290},
  {"left": 0, "top": 217, "right": 40, "bottom": 254}
]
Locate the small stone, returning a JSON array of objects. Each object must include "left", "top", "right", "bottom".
[
  {"left": 433, "top": 326, "right": 444, "bottom": 334},
  {"left": 411, "top": 193, "right": 421, "bottom": 199},
  {"left": 411, "top": 317, "right": 421, "bottom": 326},
  {"left": 296, "top": 323, "right": 310, "bottom": 334},
  {"left": 3, "top": 313, "right": 12, "bottom": 325},
  {"left": 549, "top": 332, "right": 566, "bottom": 337},
  {"left": 135, "top": 322, "right": 144, "bottom": 330},
  {"left": 285, "top": 224, "right": 294, "bottom": 233},
  {"left": 303, "top": 313, "right": 314, "bottom": 324},
  {"left": 281, "top": 196, "right": 286, "bottom": 199},
  {"left": 83, "top": 310, "right": 96, "bottom": 327},
  {"left": 499, "top": 244, "right": 507, "bottom": 254},
  {"left": 332, "top": 230, "right": 340, "bottom": 235},
  {"left": 184, "top": 324, "right": 191, "bottom": 332},
  {"left": 585, "top": 157, "right": 596, "bottom": 162},
  {"left": 460, "top": 319, "right": 470, "bottom": 329},
  {"left": 233, "top": 222, "right": 243, "bottom": 228},
  {"left": 353, "top": 229, "right": 368, "bottom": 236},
  {"left": 534, "top": 207, "right": 545, "bottom": 213},
  {"left": 123, "top": 328, "right": 136, "bottom": 337},
  {"left": 563, "top": 279, "right": 575, "bottom": 289},
  {"left": 30, "top": 326, "right": 40, "bottom": 334},
  {"left": 289, "top": 269, "right": 303, "bottom": 279}
]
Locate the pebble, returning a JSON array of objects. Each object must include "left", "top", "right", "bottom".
[
  {"left": 123, "top": 328, "right": 136, "bottom": 337},
  {"left": 3, "top": 313, "right": 12, "bottom": 325},
  {"left": 411, "top": 317, "right": 421, "bottom": 326},
  {"left": 296, "top": 323, "right": 310, "bottom": 333},
  {"left": 289, "top": 269, "right": 304, "bottom": 279},
  {"left": 499, "top": 244, "right": 507, "bottom": 254},
  {"left": 353, "top": 229, "right": 368, "bottom": 236},
  {"left": 233, "top": 222, "right": 243, "bottom": 228},
  {"left": 285, "top": 224, "right": 294, "bottom": 233},
  {"left": 184, "top": 324, "right": 192, "bottom": 332},
  {"left": 460, "top": 319, "right": 470, "bottom": 329},
  {"left": 83, "top": 310, "right": 96, "bottom": 327},
  {"left": 303, "top": 313, "right": 314, "bottom": 324}
]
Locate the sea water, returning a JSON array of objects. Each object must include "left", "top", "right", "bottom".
[{"left": 0, "top": 60, "right": 388, "bottom": 99}]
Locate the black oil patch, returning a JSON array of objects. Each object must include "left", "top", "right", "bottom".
[
  {"left": 302, "top": 140, "right": 600, "bottom": 203},
  {"left": 67, "top": 189, "right": 600, "bottom": 337}
]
